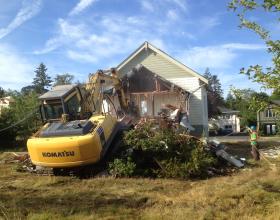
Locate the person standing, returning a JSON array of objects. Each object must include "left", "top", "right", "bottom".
[{"left": 247, "top": 125, "right": 260, "bottom": 161}]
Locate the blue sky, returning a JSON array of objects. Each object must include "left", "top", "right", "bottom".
[{"left": 0, "top": 0, "right": 277, "bottom": 96}]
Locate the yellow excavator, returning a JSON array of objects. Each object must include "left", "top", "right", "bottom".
[{"left": 27, "top": 69, "right": 130, "bottom": 174}]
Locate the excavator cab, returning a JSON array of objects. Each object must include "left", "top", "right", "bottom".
[
  {"left": 36, "top": 84, "right": 96, "bottom": 138},
  {"left": 39, "top": 84, "right": 84, "bottom": 122}
]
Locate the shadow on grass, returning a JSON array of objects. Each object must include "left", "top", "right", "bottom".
[
  {"left": 0, "top": 190, "right": 152, "bottom": 219},
  {"left": 222, "top": 141, "right": 280, "bottom": 158}
]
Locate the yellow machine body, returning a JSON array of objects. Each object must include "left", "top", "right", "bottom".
[{"left": 27, "top": 114, "right": 117, "bottom": 168}]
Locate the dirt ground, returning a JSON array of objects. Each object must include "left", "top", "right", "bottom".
[{"left": 1, "top": 140, "right": 280, "bottom": 219}]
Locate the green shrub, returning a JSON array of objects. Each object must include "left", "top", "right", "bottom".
[
  {"left": 109, "top": 157, "right": 136, "bottom": 177},
  {"left": 186, "top": 144, "right": 217, "bottom": 177}
]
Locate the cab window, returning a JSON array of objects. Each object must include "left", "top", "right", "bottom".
[
  {"left": 65, "top": 95, "right": 81, "bottom": 119},
  {"left": 43, "top": 101, "right": 63, "bottom": 120}
]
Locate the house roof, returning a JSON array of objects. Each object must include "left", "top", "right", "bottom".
[
  {"left": 117, "top": 41, "right": 208, "bottom": 84},
  {"left": 0, "top": 96, "right": 14, "bottom": 103}
]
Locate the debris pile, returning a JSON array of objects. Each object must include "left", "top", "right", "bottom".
[
  {"left": 108, "top": 119, "right": 244, "bottom": 179},
  {"left": 1, "top": 152, "right": 52, "bottom": 175},
  {"left": 1, "top": 152, "right": 29, "bottom": 164},
  {"left": 259, "top": 146, "right": 280, "bottom": 159}
]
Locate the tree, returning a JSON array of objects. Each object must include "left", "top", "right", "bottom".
[
  {"left": 225, "top": 87, "right": 270, "bottom": 127},
  {"left": 229, "top": 0, "right": 280, "bottom": 92},
  {"left": 0, "top": 89, "right": 41, "bottom": 142},
  {"left": 0, "top": 87, "right": 5, "bottom": 98},
  {"left": 270, "top": 90, "right": 280, "bottom": 100},
  {"left": 225, "top": 92, "right": 235, "bottom": 109},
  {"left": 32, "top": 63, "right": 52, "bottom": 94},
  {"left": 203, "top": 68, "right": 224, "bottom": 118},
  {"left": 3, "top": 91, "right": 40, "bottom": 140},
  {"left": 21, "top": 85, "right": 35, "bottom": 95},
  {"left": 53, "top": 73, "right": 74, "bottom": 86}
]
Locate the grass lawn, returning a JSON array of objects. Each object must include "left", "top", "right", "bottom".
[{"left": 1, "top": 141, "right": 280, "bottom": 219}]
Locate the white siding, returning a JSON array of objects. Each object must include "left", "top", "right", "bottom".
[
  {"left": 169, "top": 77, "right": 205, "bottom": 125},
  {"left": 201, "top": 86, "right": 209, "bottom": 128},
  {"left": 118, "top": 49, "right": 194, "bottom": 80}
]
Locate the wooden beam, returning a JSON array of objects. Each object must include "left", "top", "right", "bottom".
[
  {"left": 152, "top": 93, "right": 155, "bottom": 116},
  {"left": 130, "top": 91, "right": 177, "bottom": 95},
  {"left": 155, "top": 78, "right": 159, "bottom": 92}
]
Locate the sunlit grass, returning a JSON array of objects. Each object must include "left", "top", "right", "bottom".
[{"left": 1, "top": 142, "right": 280, "bottom": 219}]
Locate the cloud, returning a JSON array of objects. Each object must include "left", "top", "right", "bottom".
[
  {"left": 141, "top": 0, "right": 188, "bottom": 13},
  {"left": 0, "top": 0, "right": 42, "bottom": 40},
  {"left": 167, "top": 0, "right": 188, "bottom": 11},
  {"left": 34, "top": 14, "right": 167, "bottom": 63},
  {"left": 0, "top": 44, "right": 34, "bottom": 90},
  {"left": 177, "top": 43, "right": 265, "bottom": 71},
  {"left": 199, "top": 16, "right": 221, "bottom": 31},
  {"left": 179, "top": 46, "right": 236, "bottom": 70},
  {"left": 34, "top": 18, "right": 87, "bottom": 54},
  {"left": 69, "top": 0, "right": 97, "bottom": 16},
  {"left": 35, "top": 0, "right": 191, "bottom": 63},
  {"left": 167, "top": 9, "right": 179, "bottom": 20},
  {"left": 141, "top": 0, "right": 154, "bottom": 12},
  {"left": 221, "top": 43, "right": 266, "bottom": 50},
  {"left": 67, "top": 50, "right": 98, "bottom": 63},
  {"left": 33, "top": 37, "right": 62, "bottom": 54}
]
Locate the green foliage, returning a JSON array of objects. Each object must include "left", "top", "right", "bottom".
[
  {"left": 0, "top": 91, "right": 41, "bottom": 141},
  {"left": 203, "top": 68, "right": 224, "bottom": 118},
  {"left": 119, "top": 121, "right": 217, "bottom": 179},
  {"left": 225, "top": 88, "right": 270, "bottom": 127},
  {"left": 275, "top": 120, "right": 280, "bottom": 135},
  {"left": 270, "top": 90, "right": 280, "bottom": 100},
  {"left": 229, "top": 0, "right": 280, "bottom": 92},
  {"left": 109, "top": 157, "right": 136, "bottom": 177},
  {"left": 21, "top": 85, "right": 35, "bottom": 95},
  {"left": 0, "top": 108, "right": 17, "bottom": 140},
  {"left": 0, "top": 87, "right": 4, "bottom": 98},
  {"left": 186, "top": 144, "right": 217, "bottom": 177},
  {"left": 0, "top": 63, "right": 52, "bottom": 143},
  {"left": 53, "top": 74, "right": 74, "bottom": 86},
  {"left": 10, "top": 92, "right": 41, "bottom": 139},
  {"left": 32, "top": 63, "right": 52, "bottom": 94},
  {"left": 157, "top": 145, "right": 216, "bottom": 178}
]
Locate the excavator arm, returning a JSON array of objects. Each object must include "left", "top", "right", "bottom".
[{"left": 82, "top": 69, "right": 128, "bottom": 115}]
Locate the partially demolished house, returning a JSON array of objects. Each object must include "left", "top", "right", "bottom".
[{"left": 115, "top": 42, "right": 208, "bottom": 137}]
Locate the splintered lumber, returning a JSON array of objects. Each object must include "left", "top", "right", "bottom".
[{"left": 208, "top": 140, "right": 244, "bottom": 168}]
